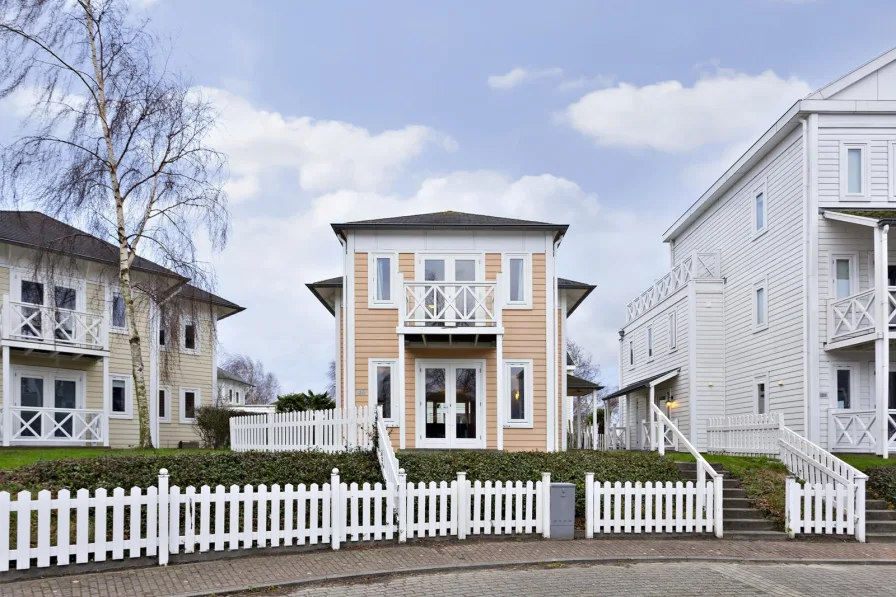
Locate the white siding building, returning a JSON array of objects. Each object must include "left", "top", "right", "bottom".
[{"left": 609, "top": 48, "right": 896, "bottom": 456}]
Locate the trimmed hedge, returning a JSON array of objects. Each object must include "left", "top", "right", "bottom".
[
  {"left": 867, "top": 466, "right": 896, "bottom": 507},
  {"left": 397, "top": 450, "right": 681, "bottom": 517},
  {"left": 0, "top": 450, "right": 383, "bottom": 494}
]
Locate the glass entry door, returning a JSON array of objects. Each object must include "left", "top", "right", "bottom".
[
  {"left": 13, "top": 368, "right": 84, "bottom": 440},
  {"left": 418, "top": 361, "right": 483, "bottom": 448}
]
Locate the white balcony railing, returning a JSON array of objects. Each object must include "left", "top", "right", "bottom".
[
  {"left": 1, "top": 294, "right": 107, "bottom": 351},
  {"left": 402, "top": 280, "right": 499, "bottom": 328},
  {"left": 5, "top": 406, "right": 105, "bottom": 444},
  {"left": 828, "top": 409, "right": 896, "bottom": 453},
  {"left": 828, "top": 287, "right": 896, "bottom": 344},
  {"left": 625, "top": 252, "right": 720, "bottom": 322}
]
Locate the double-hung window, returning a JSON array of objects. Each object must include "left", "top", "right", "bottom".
[
  {"left": 368, "top": 253, "right": 397, "bottom": 308},
  {"left": 753, "top": 276, "right": 768, "bottom": 332},
  {"left": 504, "top": 359, "right": 533, "bottom": 427},
  {"left": 841, "top": 142, "right": 868, "bottom": 199},
  {"left": 180, "top": 387, "right": 200, "bottom": 422},
  {"left": 109, "top": 374, "right": 132, "bottom": 419},
  {"left": 369, "top": 359, "right": 397, "bottom": 425},
  {"left": 503, "top": 254, "right": 532, "bottom": 308},
  {"left": 752, "top": 180, "right": 768, "bottom": 238}
]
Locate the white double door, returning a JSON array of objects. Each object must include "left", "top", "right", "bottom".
[
  {"left": 416, "top": 360, "right": 484, "bottom": 449},
  {"left": 13, "top": 366, "right": 85, "bottom": 438}
]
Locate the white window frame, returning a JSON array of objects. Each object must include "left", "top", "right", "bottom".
[
  {"left": 841, "top": 142, "right": 869, "bottom": 200},
  {"left": 503, "top": 253, "right": 533, "bottom": 309},
  {"left": 180, "top": 316, "right": 200, "bottom": 355},
  {"left": 831, "top": 362, "right": 859, "bottom": 410},
  {"left": 668, "top": 311, "right": 677, "bottom": 352},
  {"left": 753, "top": 275, "right": 769, "bottom": 333},
  {"left": 504, "top": 359, "right": 534, "bottom": 428},
  {"left": 107, "top": 287, "right": 128, "bottom": 334},
  {"left": 754, "top": 373, "right": 769, "bottom": 415},
  {"left": 368, "top": 252, "right": 398, "bottom": 309},
  {"left": 890, "top": 142, "right": 896, "bottom": 202},
  {"left": 12, "top": 366, "right": 86, "bottom": 410},
  {"left": 109, "top": 373, "right": 133, "bottom": 419},
  {"left": 235, "top": 390, "right": 241, "bottom": 405},
  {"left": 629, "top": 340, "right": 635, "bottom": 369},
  {"left": 751, "top": 179, "right": 768, "bottom": 239},
  {"left": 830, "top": 253, "right": 859, "bottom": 300},
  {"left": 368, "top": 358, "right": 398, "bottom": 426},
  {"left": 646, "top": 326, "right": 654, "bottom": 362},
  {"left": 158, "top": 386, "right": 171, "bottom": 423},
  {"left": 180, "top": 387, "right": 201, "bottom": 423}
]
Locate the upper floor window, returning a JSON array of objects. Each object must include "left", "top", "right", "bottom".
[
  {"left": 181, "top": 316, "right": 199, "bottom": 354},
  {"left": 841, "top": 142, "right": 868, "bottom": 199},
  {"left": 646, "top": 326, "right": 654, "bottom": 360},
  {"left": 503, "top": 253, "right": 532, "bottom": 309},
  {"left": 831, "top": 254, "right": 857, "bottom": 300},
  {"left": 753, "top": 276, "right": 768, "bottom": 332},
  {"left": 368, "top": 252, "right": 397, "bottom": 308},
  {"left": 629, "top": 340, "right": 634, "bottom": 367},
  {"left": 668, "top": 311, "right": 677, "bottom": 351},
  {"left": 752, "top": 180, "right": 767, "bottom": 238},
  {"left": 111, "top": 292, "right": 126, "bottom": 331}
]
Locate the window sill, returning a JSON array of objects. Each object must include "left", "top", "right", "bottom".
[
  {"left": 383, "top": 421, "right": 399, "bottom": 428},
  {"left": 841, "top": 193, "right": 869, "bottom": 202},
  {"left": 180, "top": 418, "right": 196, "bottom": 425},
  {"left": 752, "top": 227, "right": 768, "bottom": 241},
  {"left": 159, "top": 419, "right": 171, "bottom": 424},
  {"left": 109, "top": 328, "right": 129, "bottom": 336},
  {"left": 180, "top": 348, "right": 201, "bottom": 356},
  {"left": 503, "top": 303, "right": 533, "bottom": 310},
  {"left": 753, "top": 325, "right": 769, "bottom": 334},
  {"left": 109, "top": 412, "right": 133, "bottom": 420},
  {"left": 367, "top": 302, "right": 398, "bottom": 310},
  {"left": 668, "top": 348, "right": 677, "bottom": 354},
  {"left": 503, "top": 421, "right": 534, "bottom": 429}
]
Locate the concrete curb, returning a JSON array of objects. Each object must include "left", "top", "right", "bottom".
[{"left": 173, "top": 555, "right": 896, "bottom": 597}]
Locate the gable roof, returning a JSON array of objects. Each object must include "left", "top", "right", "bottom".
[
  {"left": 332, "top": 211, "right": 568, "bottom": 239},
  {"left": 217, "top": 367, "right": 254, "bottom": 387},
  {"left": 806, "top": 46, "right": 896, "bottom": 100},
  {"left": 0, "top": 211, "right": 182, "bottom": 278},
  {"left": 0, "top": 211, "right": 243, "bottom": 318}
]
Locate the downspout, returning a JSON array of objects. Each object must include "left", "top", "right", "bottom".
[
  {"left": 883, "top": 224, "right": 890, "bottom": 459},
  {"left": 800, "top": 117, "right": 810, "bottom": 436},
  {"left": 339, "top": 235, "right": 348, "bottom": 412},
  {"left": 804, "top": 114, "right": 820, "bottom": 441}
]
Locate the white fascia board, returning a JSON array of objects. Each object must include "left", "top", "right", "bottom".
[
  {"left": 822, "top": 210, "right": 881, "bottom": 228},
  {"left": 649, "top": 369, "right": 680, "bottom": 388},
  {"left": 806, "top": 47, "right": 896, "bottom": 100}
]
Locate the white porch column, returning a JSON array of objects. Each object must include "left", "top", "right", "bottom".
[
  {"left": 881, "top": 225, "right": 890, "bottom": 458},
  {"left": 496, "top": 333, "right": 504, "bottom": 450},
  {"left": 649, "top": 384, "right": 656, "bottom": 451},
  {"left": 398, "top": 333, "right": 406, "bottom": 450},
  {"left": 2, "top": 345, "right": 10, "bottom": 446},
  {"left": 591, "top": 389, "right": 598, "bottom": 450},
  {"left": 102, "top": 355, "right": 110, "bottom": 447}
]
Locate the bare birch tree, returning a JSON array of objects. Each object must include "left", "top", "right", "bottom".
[{"left": 0, "top": 0, "right": 228, "bottom": 447}]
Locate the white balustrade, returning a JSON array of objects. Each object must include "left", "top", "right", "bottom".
[
  {"left": 827, "top": 409, "right": 896, "bottom": 453},
  {"left": 829, "top": 289, "right": 876, "bottom": 342},
  {"left": 402, "top": 281, "right": 497, "bottom": 327},
  {"left": 1, "top": 295, "right": 107, "bottom": 350},
  {"left": 7, "top": 407, "right": 105, "bottom": 444},
  {"left": 625, "top": 252, "right": 720, "bottom": 322}
]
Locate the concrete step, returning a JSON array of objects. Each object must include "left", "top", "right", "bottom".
[
  {"left": 723, "top": 498, "right": 754, "bottom": 509},
  {"left": 867, "top": 533, "right": 896, "bottom": 543},
  {"left": 866, "top": 499, "right": 890, "bottom": 510},
  {"left": 723, "top": 508, "right": 765, "bottom": 520},
  {"left": 723, "top": 488, "right": 747, "bottom": 498},
  {"left": 674, "top": 462, "right": 726, "bottom": 474},
  {"left": 865, "top": 509, "right": 896, "bottom": 521},
  {"left": 866, "top": 520, "right": 896, "bottom": 533},
  {"left": 726, "top": 518, "right": 779, "bottom": 532},
  {"left": 678, "top": 474, "right": 741, "bottom": 488},
  {"left": 723, "top": 530, "right": 790, "bottom": 541}
]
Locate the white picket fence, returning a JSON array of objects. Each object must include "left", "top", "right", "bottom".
[
  {"left": 706, "top": 413, "right": 780, "bottom": 455},
  {"left": 585, "top": 478, "right": 718, "bottom": 536},
  {"left": 785, "top": 478, "right": 862, "bottom": 538},
  {"left": 230, "top": 407, "right": 374, "bottom": 452}
]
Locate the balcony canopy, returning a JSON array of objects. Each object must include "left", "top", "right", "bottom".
[
  {"left": 602, "top": 368, "right": 680, "bottom": 401},
  {"left": 567, "top": 373, "right": 604, "bottom": 397}
]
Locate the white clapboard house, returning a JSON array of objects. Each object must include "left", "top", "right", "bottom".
[{"left": 608, "top": 48, "right": 896, "bottom": 457}]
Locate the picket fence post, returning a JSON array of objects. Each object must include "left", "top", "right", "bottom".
[
  {"left": 331, "top": 468, "right": 341, "bottom": 550},
  {"left": 397, "top": 468, "right": 407, "bottom": 543},
  {"left": 714, "top": 472, "right": 723, "bottom": 538},
  {"left": 541, "top": 472, "right": 551, "bottom": 539},
  {"left": 855, "top": 477, "right": 866, "bottom": 543},
  {"left": 456, "top": 472, "right": 467, "bottom": 540},
  {"left": 785, "top": 476, "right": 797, "bottom": 539},
  {"left": 267, "top": 413, "right": 275, "bottom": 451},
  {"left": 158, "top": 469, "right": 170, "bottom": 566},
  {"left": 584, "top": 472, "right": 594, "bottom": 539}
]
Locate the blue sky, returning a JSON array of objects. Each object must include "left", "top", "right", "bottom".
[{"left": 17, "top": 0, "right": 896, "bottom": 393}]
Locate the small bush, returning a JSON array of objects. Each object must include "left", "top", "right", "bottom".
[
  {"left": 274, "top": 391, "right": 335, "bottom": 413},
  {"left": 0, "top": 451, "right": 383, "bottom": 494},
  {"left": 397, "top": 450, "right": 680, "bottom": 517},
  {"left": 193, "top": 405, "right": 238, "bottom": 449},
  {"left": 867, "top": 466, "right": 896, "bottom": 506}
]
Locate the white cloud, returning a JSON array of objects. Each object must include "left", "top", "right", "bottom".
[
  {"left": 487, "top": 67, "right": 563, "bottom": 90},
  {"left": 203, "top": 87, "right": 454, "bottom": 200},
  {"left": 561, "top": 69, "right": 811, "bottom": 152}
]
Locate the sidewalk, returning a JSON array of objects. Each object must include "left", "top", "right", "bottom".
[{"left": 5, "top": 537, "right": 896, "bottom": 597}]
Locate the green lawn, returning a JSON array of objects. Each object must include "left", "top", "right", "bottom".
[
  {"left": 836, "top": 455, "right": 896, "bottom": 472},
  {"left": 0, "top": 447, "right": 213, "bottom": 470}
]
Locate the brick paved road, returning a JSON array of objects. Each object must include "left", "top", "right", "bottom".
[
  {"left": 284, "top": 562, "right": 896, "bottom": 597},
  {"left": 5, "top": 538, "right": 896, "bottom": 597}
]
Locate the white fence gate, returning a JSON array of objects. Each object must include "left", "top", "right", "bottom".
[
  {"left": 230, "top": 407, "right": 374, "bottom": 452},
  {"left": 785, "top": 478, "right": 861, "bottom": 538}
]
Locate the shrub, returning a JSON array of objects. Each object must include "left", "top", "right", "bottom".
[
  {"left": 0, "top": 450, "right": 383, "bottom": 494},
  {"left": 867, "top": 466, "right": 896, "bottom": 506},
  {"left": 274, "top": 391, "right": 335, "bottom": 413},
  {"left": 397, "top": 450, "right": 680, "bottom": 517},
  {"left": 193, "top": 405, "right": 238, "bottom": 449}
]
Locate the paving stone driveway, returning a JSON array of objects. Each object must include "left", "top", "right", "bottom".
[
  {"left": 282, "top": 562, "right": 896, "bottom": 597},
  {"left": 4, "top": 538, "right": 896, "bottom": 597}
]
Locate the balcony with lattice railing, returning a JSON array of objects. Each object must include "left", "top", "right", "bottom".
[{"left": 625, "top": 252, "right": 721, "bottom": 323}]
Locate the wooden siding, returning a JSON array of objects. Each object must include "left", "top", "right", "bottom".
[
  {"left": 670, "top": 128, "right": 806, "bottom": 434},
  {"left": 817, "top": 114, "right": 896, "bottom": 207}
]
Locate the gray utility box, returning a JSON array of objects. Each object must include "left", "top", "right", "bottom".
[{"left": 549, "top": 482, "right": 576, "bottom": 539}]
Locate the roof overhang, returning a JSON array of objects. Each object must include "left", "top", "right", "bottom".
[
  {"left": 306, "top": 278, "right": 342, "bottom": 315},
  {"left": 566, "top": 373, "right": 604, "bottom": 397},
  {"left": 559, "top": 279, "right": 596, "bottom": 316},
  {"left": 663, "top": 99, "right": 896, "bottom": 243},
  {"left": 601, "top": 368, "right": 680, "bottom": 401},
  {"left": 822, "top": 208, "right": 896, "bottom": 228}
]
